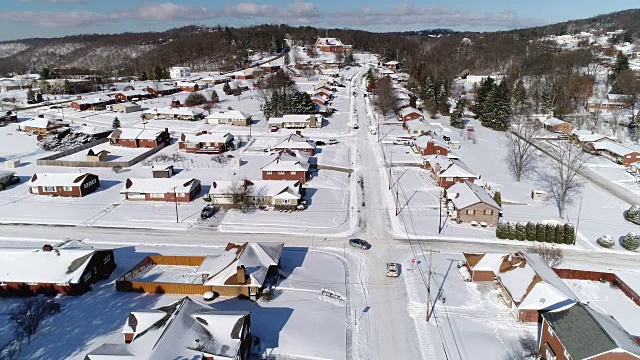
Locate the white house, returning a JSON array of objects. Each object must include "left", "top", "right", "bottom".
[
  {"left": 206, "top": 110, "right": 251, "bottom": 126},
  {"left": 169, "top": 66, "right": 191, "bottom": 79}
]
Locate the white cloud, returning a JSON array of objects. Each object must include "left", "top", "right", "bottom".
[
  {"left": 125, "top": 2, "right": 213, "bottom": 22},
  {"left": 0, "top": 10, "right": 108, "bottom": 27}
]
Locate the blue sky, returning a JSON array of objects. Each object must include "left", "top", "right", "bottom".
[{"left": 0, "top": 0, "right": 638, "bottom": 41}]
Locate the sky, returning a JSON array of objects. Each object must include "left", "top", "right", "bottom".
[{"left": 0, "top": 0, "right": 638, "bottom": 41}]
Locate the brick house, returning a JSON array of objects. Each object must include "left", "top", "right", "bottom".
[
  {"left": 261, "top": 151, "right": 310, "bottom": 183},
  {"left": 586, "top": 140, "right": 640, "bottom": 166},
  {"left": 175, "top": 81, "right": 199, "bottom": 92},
  {"left": 424, "top": 155, "right": 478, "bottom": 188},
  {"left": 108, "top": 128, "right": 170, "bottom": 148},
  {"left": 314, "top": 37, "right": 353, "bottom": 53},
  {"left": 385, "top": 61, "right": 400, "bottom": 70},
  {"left": 120, "top": 178, "right": 201, "bottom": 202},
  {"left": 70, "top": 96, "right": 115, "bottom": 111},
  {"left": 570, "top": 129, "right": 618, "bottom": 149},
  {"left": 85, "top": 297, "right": 252, "bottom": 360},
  {"left": 206, "top": 110, "right": 251, "bottom": 126},
  {"left": 540, "top": 302, "right": 640, "bottom": 360},
  {"left": 0, "top": 241, "right": 115, "bottom": 296},
  {"left": 414, "top": 135, "right": 448, "bottom": 156},
  {"left": 463, "top": 252, "right": 578, "bottom": 323},
  {"left": 113, "top": 90, "right": 152, "bottom": 102},
  {"left": 399, "top": 107, "right": 425, "bottom": 123},
  {"left": 142, "top": 107, "right": 204, "bottom": 121},
  {"left": 536, "top": 116, "right": 575, "bottom": 135},
  {"left": 446, "top": 180, "right": 500, "bottom": 226},
  {"left": 28, "top": 173, "right": 100, "bottom": 197},
  {"left": 314, "top": 88, "right": 333, "bottom": 99},
  {"left": 145, "top": 84, "right": 181, "bottom": 97},
  {"left": 178, "top": 131, "right": 234, "bottom": 154},
  {"left": 274, "top": 133, "right": 316, "bottom": 155},
  {"left": 312, "top": 96, "right": 329, "bottom": 105},
  {"left": 17, "top": 118, "right": 67, "bottom": 134}
]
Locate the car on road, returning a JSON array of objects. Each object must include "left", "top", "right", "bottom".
[
  {"left": 315, "top": 140, "right": 326, "bottom": 146},
  {"left": 393, "top": 139, "right": 409, "bottom": 146},
  {"left": 328, "top": 138, "right": 338, "bottom": 145},
  {"left": 442, "top": 135, "right": 451, "bottom": 142},
  {"left": 352, "top": 91, "right": 356, "bottom": 96},
  {"left": 270, "top": 126, "right": 278, "bottom": 132},
  {"left": 353, "top": 124, "right": 359, "bottom": 129},
  {"left": 348, "top": 238, "right": 371, "bottom": 250},
  {"left": 386, "top": 263, "right": 400, "bottom": 277},
  {"left": 200, "top": 205, "right": 216, "bottom": 219}
]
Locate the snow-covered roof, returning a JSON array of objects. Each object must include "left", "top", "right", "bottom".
[
  {"left": 87, "top": 297, "right": 249, "bottom": 360},
  {"left": 385, "top": 61, "right": 400, "bottom": 65},
  {"left": 407, "top": 119, "right": 433, "bottom": 133},
  {"left": 201, "top": 75, "right": 227, "bottom": 82},
  {"left": 572, "top": 129, "right": 617, "bottom": 143},
  {"left": 439, "top": 159, "right": 477, "bottom": 179},
  {"left": 19, "top": 118, "right": 55, "bottom": 129},
  {"left": 28, "top": 173, "right": 94, "bottom": 187},
  {"left": 175, "top": 81, "right": 197, "bottom": 87},
  {"left": 147, "top": 84, "right": 179, "bottom": 92},
  {"left": 589, "top": 140, "right": 640, "bottom": 156},
  {"left": 73, "top": 95, "right": 113, "bottom": 105},
  {"left": 447, "top": 180, "right": 500, "bottom": 210},
  {"left": 121, "top": 178, "right": 200, "bottom": 195},
  {"left": 206, "top": 110, "right": 250, "bottom": 120},
  {"left": 316, "top": 37, "right": 345, "bottom": 46},
  {"left": 210, "top": 180, "right": 300, "bottom": 199},
  {"left": 109, "top": 128, "right": 163, "bottom": 141},
  {"left": 112, "top": 102, "right": 141, "bottom": 109},
  {"left": 179, "top": 132, "right": 233, "bottom": 144},
  {"left": 198, "top": 242, "right": 284, "bottom": 287},
  {"left": 424, "top": 154, "right": 453, "bottom": 170},
  {"left": 143, "top": 107, "right": 204, "bottom": 117},
  {"left": 114, "top": 90, "right": 148, "bottom": 98},
  {"left": 399, "top": 107, "right": 423, "bottom": 118},
  {"left": 268, "top": 114, "right": 320, "bottom": 125},
  {"left": 261, "top": 151, "right": 310, "bottom": 172},
  {"left": 538, "top": 116, "right": 567, "bottom": 127},
  {"left": 0, "top": 244, "right": 100, "bottom": 284},
  {"left": 274, "top": 134, "right": 316, "bottom": 150}
]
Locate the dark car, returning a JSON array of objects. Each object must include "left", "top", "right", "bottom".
[
  {"left": 349, "top": 238, "right": 371, "bottom": 250},
  {"left": 315, "top": 140, "right": 326, "bottom": 146},
  {"left": 200, "top": 205, "right": 216, "bottom": 219},
  {"left": 442, "top": 135, "right": 451, "bottom": 142}
]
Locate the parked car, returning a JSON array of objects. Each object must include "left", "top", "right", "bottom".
[
  {"left": 352, "top": 91, "right": 356, "bottom": 96},
  {"left": 270, "top": 126, "right": 278, "bottom": 132},
  {"left": 386, "top": 263, "right": 400, "bottom": 277},
  {"left": 0, "top": 171, "right": 20, "bottom": 191},
  {"left": 353, "top": 124, "right": 359, "bottom": 129},
  {"left": 348, "top": 238, "right": 371, "bottom": 250},
  {"left": 200, "top": 205, "right": 216, "bottom": 219},
  {"left": 442, "top": 135, "right": 451, "bottom": 142},
  {"left": 328, "top": 139, "right": 338, "bottom": 145},
  {"left": 315, "top": 140, "right": 326, "bottom": 146}
]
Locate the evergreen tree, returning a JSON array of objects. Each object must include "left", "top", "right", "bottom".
[
  {"left": 344, "top": 53, "right": 355, "bottom": 66},
  {"left": 513, "top": 79, "right": 527, "bottom": 113},
  {"left": 492, "top": 189, "right": 502, "bottom": 207},
  {"left": 507, "top": 221, "right": 517, "bottom": 240},
  {"left": 138, "top": 71, "right": 148, "bottom": 81},
  {"left": 563, "top": 223, "right": 575, "bottom": 245},
  {"left": 409, "top": 95, "right": 417, "bottom": 109},
  {"left": 536, "top": 223, "right": 546, "bottom": 242},
  {"left": 541, "top": 88, "right": 553, "bottom": 114},
  {"left": 421, "top": 76, "right": 437, "bottom": 115},
  {"left": 545, "top": 223, "right": 556, "bottom": 243},
  {"left": 284, "top": 53, "right": 290, "bottom": 66},
  {"left": 496, "top": 221, "right": 507, "bottom": 239},
  {"left": 112, "top": 117, "right": 121, "bottom": 129},
  {"left": 269, "top": 37, "right": 278, "bottom": 54},
  {"left": 399, "top": 57, "right": 409, "bottom": 72},
  {"left": 622, "top": 232, "right": 640, "bottom": 251},
  {"left": 515, "top": 222, "right": 526, "bottom": 241},
  {"left": 223, "top": 81, "right": 231, "bottom": 94},
  {"left": 532, "top": 87, "right": 541, "bottom": 113},
  {"left": 40, "top": 67, "right": 51, "bottom": 80},
  {"left": 555, "top": 224, "right": 565, "bottom": 244},
  {"left": 26, "top": 89, "right": 36, "bottom": 104},
  {"left": 435, "top": 73, "right": 450, "bottom": 114},
  {"left": 449, "top": 99, "right": 466, "bottom": 129},
  {"left": 62, "top": 79, "right": 72, "bottom": 94},
  {"left": 210, "top": 90, "right": 219, "bottom": 104},
  {"left": 615, "top": 52, "right": 631, "bottom": 74},
  {"left": 488, "top": 81, "right": 512, "bottom": 131},
  {"left": 525, "top": 221, "right": 536, "bottom": 241},
  {"left": 297, "top": 92, "right": 315, "bottom": 114},
  {"left": 475, "top": 76, "right": 496, "bottom": 126}
]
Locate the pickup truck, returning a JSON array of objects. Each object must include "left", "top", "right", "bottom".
[{"left": 0, "top": 170, "right": 20, "bottom": 191}]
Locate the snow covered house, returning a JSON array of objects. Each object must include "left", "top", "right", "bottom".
[
  {"left": 108, "top": 128, "right": 170, "bottom": 148},
  {"left": 70, "top": 95, "right": 115, "bottom": 111},
  {"left": 446, "top": 180, "right": 500, "bottom": 226},
  {"left": 540, "top": 302, "right": 640, "bottom": 360},
  {"left": 142, "top": 107, "right": 204, "bottom": 121},
  {"left": 175, "top": 81, "right": 199, "bottom": 92},
  {"left": 463, "top": 252, "right": 578, "bottom": 322},
  {"left": 414, "top": 135, "right": 448, "bottom": 156},
  {"left": 145, "top": 84, "right": 181, "bottom": 97},
  {"left": 424, "top": 155, "right": 478, "bottom": 188},
  {"left": 120, "top": 178, "right": 201, "bottom": 202},
  {"left": 536, "top": 115, "right": 575, "bottom": 135},
  {"left": 385, "top": 61, "right": 400, "bottom": 70},
  {"left": 206, "top": 110, "right": 251, "bottom": 126},
  {"left": 311, "top": 95, "right": 329, "bottom": 105},
  {"left": 315, "top": 37, "right": 353, "bottom": 53},
  {"left": 314, "top": 88, "right": 333, "bottom": 99},
  {"left": 86, "top": 297, "right": 252, "bottom": 360},
  {"left": 107, "top": 102, "right": 142, "bottom": 114},
  {"left": 178, "top": 131, "right": 234, "bottom": 154},
  {"left": 0, "top": 241, "right": 115, "bottom": 296},
  {"left": 586, "top": 93, "right": 631, "bottom": 112},
  {"left": 28, "top": 173, "right": 99, "bottom": 197},
  {"left": 586, "top": 140, "right": 640, "bottom": 166},
  {"left": 398, "top": 107, "right": 425, "bottom": 123},
  {"left": 570, "top": 130, "right": 618, "bottom": 149},
  {"left": 268, "top": 114, "right": 323, "bottom": 129},
  {"left": 18, "top": 118, "right": 67, "bottom": 134},
  {"left": 209, "top": 180, "right": 303, "bottom": 208},
  {"left": 113, "top": 90, "right": 152, "bottom": 102},
  {"left": 261, "top": 151, "right": 310, "bottom": 183},
  {"left": 274, "top": 133, "right": 316, "bottom": 155},
  {"left": 169, "top": 66, "right": 191, "bottom": 79}
]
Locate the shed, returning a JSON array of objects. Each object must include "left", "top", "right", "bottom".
[
  {"left": 5, "top": 159, "right": 20, "bottom": 169},
  {"left": 152, "top": 165, "right": 175, "bottom": 178},
  {"left": 86, "top": 149, "right": 110, "bottom": 162},
  {"left": 531, "top": 190, "right": 549, "bottom": 201}
]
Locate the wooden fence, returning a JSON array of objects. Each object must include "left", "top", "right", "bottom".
[
  {"left": 554, "top": 268, "right": 640, "bottom": 307},
  {"left": 36, "top": 140, "right": 167, "bottom": 168}
]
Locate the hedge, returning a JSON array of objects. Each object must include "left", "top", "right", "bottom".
[{"left": 495, "top": 220, "right": 576, "bottom": 245}]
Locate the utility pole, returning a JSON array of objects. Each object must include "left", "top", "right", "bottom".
[
  {"left": 395, "top": 184, "right": 399, "bottom": 216},
  {"left": 173, "top": 187, "right": 179, "bottom": 223},
  {"left": 426, "top": 249, "right": 441, "bottom": 322},
  {"left": 438, "top": 190, "right": 443, "bottom": 234},
  {"left": 574, "top": 197, "right": 583, "bottom": 245}
]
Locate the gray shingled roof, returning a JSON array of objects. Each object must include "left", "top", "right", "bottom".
[{"left": 542, "top": 303, "right": 640, "bottom": 359}]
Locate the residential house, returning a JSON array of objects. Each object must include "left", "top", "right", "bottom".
[
  {"left": 261, "top": 151, "right": 310, "bottom": 183},
  {"left": 86, "top": 149, "right": 109, "bottom": 162},
  {"left": 399, "top": 107, "right": 425, "bottom": 123},
  {"left": 385, "top": 61, "right": 400, "bottom": 70},
  {"left": 314, "top": 83, "right": 334, "bottom": 92},
  {"left": 201, "top": 74, "right": 228, "bottom": 85},
  {"left": 540, "top": 302, "right": 640, "bottom": 360},
  {"left": 226, "top": 69, "right": 254, "bottom": 80},
  {"left": 28, "top": 173, "right": 99, "bottom": 197},
  {"left": 446, "top": 180, "right": 500, "bottom": 226},
  {"left": 169, "top": 66, "right": 191, "bottom": 79},
  {"left": 70, "top": 96, "right": 115, "bottom": 111},
  {"left": 315, "top": 37, "right": 353, "bottom": 53},
  {"left": 587, "top": 140, "right": 640, "bottom": 166},
  {"left": 113, "top": 90, "right": 151, "bottom": 102},
  {"left": 206, "top": 110, "right": 251, "bottom": 126},
  {"left": 259, "top": 63, "right": 281, "bottom": 73},
  {"left": 18, "top": 118, "right": 67, "bottom": 134},
  {"left": 178, "top": 131, "right": 234, "bottom": 154},
  {"left": 145, "top": 84, "right": 181, "bottom": 97},
  {"left": 396, "top": 99, "right": 411, "bottom": 110},
  {"left": 587, "top": 93, "right": 631, "bottom": 112},
  {"left": 406, "top": 120, "right": 433, "bottom": 137},
  {"left": 143, "top": 107, "right": 204, "bottom": 121},
  {"left": 107, "top": 102, "right": 142, "bottom": 113},
  {"left": 209, "top": 180, "right": 303, "bottom": 208},
  {"left": 570, "top": 130, "right": 618, "bottom": 149},
  {"left": 274, "top": 133, "right": 316, "bottom": 155},
  {"left": 314, "top": 88, "right": 333, "bottom": 99},
  {"left": 0, "top": 110, "right": 18, "bottom": 123},
  {"left": 120, "top": 178, "right": 201, "bottom": 202},
  {"left": 108, "top": 128, "right": 170, "bottom": 148},
  {"left": 463, "top": 252, "right": 578, "bottom": 322},
  {"left": 312, "top": 95, "right": 329, "bottom": 105},
  {"left": 414, "top": 135, "right": 448, "bottom": 156},
  {"left": 268, "top": 114, "right": 323, "bottom": 129},
  {"left": 424, "top": 155, "right": 478, "bottom": 188},
  {"left": 537, "top": 116, "right": 575, "bottom": 135},
  {"left": 85, "top": 297, "right": 252, "bottom": 360},
  {"left": 175, "top": 81, "right": 199, "bottom": 92},
  {"left": 0, "top": 241, "right": 115, "bottom": 296}
]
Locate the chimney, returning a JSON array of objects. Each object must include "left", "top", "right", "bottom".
[
  {"left": 42, "top": 244, "right": 53, "bottom": 252},
  {"left": 124, "top": 332, "right": 134, "bottom": 344},
  {"left": 236, "top": 265, "right": 246, "bottom": 284},
  {"left": 295, "top": 130, "right": 302, "bottom": 136}
]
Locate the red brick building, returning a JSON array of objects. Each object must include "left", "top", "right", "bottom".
[
  {"left": 399, "top": 107, "right": 425, "bottom": 123},
  {"left": 587, "top": 140, "right": 640, "bottom": 166},
  {"left": 70, "top": 96, "right": 115, "bottom": 111},
  {"left": 261, "top": 151, "right": 310, "bottom": 183},
  {"left": 120, "top": 178, "right": 202, "bottom": 202},
  {"left": 113, "top": 90, "right": 152, "bottom": 102},
  {"left": 424, "top": 156, "right": 478, "bottom": 188},
  {"left": 314, "top": 37, "right": 353, "bottom": 53},
  {"left": 447, "top": 180, "right": 500, "bottom": 226},
  {"left": 145, "top": 84, "right": 180, "bottom": 96},
  {"left": 178, "top": 131, "right": 234, "bottom": 154},
  {"left": 175, "top": 81, "right": 199, "bottom": 92},
  {"left": 28, "top": 173, "right": 99, "bottom": 197},
  {"left": 414, "top": 135, "right": 448, "bottom": 156},
  {"left": 108, "top": 128, "right": 170, "bottom": 148},
  {"left": 274, "top": 133, "right": 316, "bottom": 156}
]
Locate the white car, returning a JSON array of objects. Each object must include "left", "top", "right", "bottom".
[{"left": 386, "top": 263, "right": 400, "bottom": 277}]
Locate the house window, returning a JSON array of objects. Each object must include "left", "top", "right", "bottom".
[
  {"left": 84, "top": 179, "right": 97, "bottom": 189},
  {"left": 103, "top": 254, "right": 111, "bottom": 264},
  {"left": 278, "top": 171, "right": 285, "bottom": 175},
  {"left": 545, "top": 347, "right": 557, "bottom": 360},
  {"left": 436, "top": 150, "right": 441, "bottom": 154},
  {"left": 83, "top": 272, "right": 92, "bottom": 282},
  {"left": 176, "top": 193, "right": 185, "bottom": 197},
  {"left": 26, "top": 282, "right": 38, "bottom": 286},
  {"left": 43, "top": 186, "right": 56, "bottom": 192},
  {"left": 267, "top": 171, "right": 273, "bottom": 175},
  {"left": 55, "top": 282, "right": 69, "bottom": 286},
  {"left": 150, "top": 193, "right": 164, "bottom": 198},
  {"left": 63, "top": 186, "right": 73, "bottom": 191},
  {"left": 445, "top": 177, "right": 452, "bottom": 182},
  {"left": 466, "top": 209, "right": 475, "bottom": 215},
  {"left": 484, "top": 210, "right": 494, "bottom": 215},
  {"left": 291, "top": 171, "right": 297, "bottom": 175}
]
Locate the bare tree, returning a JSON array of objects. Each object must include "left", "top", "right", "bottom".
[
  {"left": 538, "top": 141, "right": 590, "bottom": 218},
  {"left": 504, "top": 118, "right": 540, "bottom": 181},
  {"left": 518, "top": 333, "right": 539, "bottom": 358},
  {"left": 528, "top": 243, "right": 564, "bottom": 268},
  {"left": 588, "top": 106, "right": 604, "bottom": 133},
  {"left": 291, "top": 50, "right": 303, "bottom": 69},
  {"left": 10, "top": 298, "right": 50, "bottom": 344},
  {"left": 501, "top": 342, "right": 526, "bottom": 360},
  {"left": 334, "top": 52, "right": 344, "bottom": 68},
  {"left": 229, "top": 179, "right": 253, "bottom": 213},
  {"left": 375, "top": 77, "right": 398, "bottom": 121},
  {"left": 609, "top": 108, "right": 623, "bottom": 138},
  {"left": 302, "top": 67, "right": 315, "bottom": 81}
]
